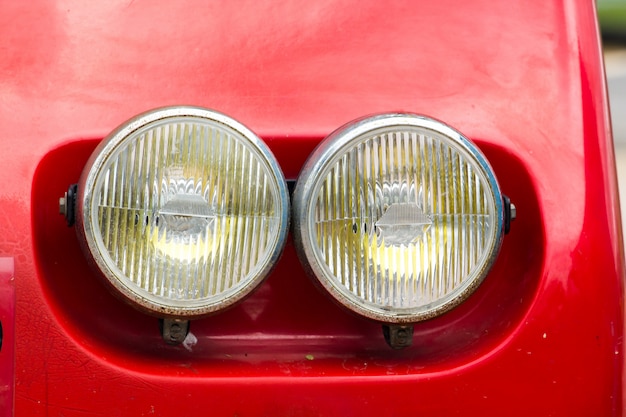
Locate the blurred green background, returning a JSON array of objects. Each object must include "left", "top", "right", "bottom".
[
  {"left": 598, "top": 0, "right": 626, "bottom": 41},
  {"left": 598, "top": 0, "right": 626, "bottom": 239}
]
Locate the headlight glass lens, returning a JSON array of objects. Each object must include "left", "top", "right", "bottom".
[
  {"left": 77, "top": 107, "right": 289, "bottom": 317},
  {"left": 293, "top": 114, "right": 503, "bottom": 323}
]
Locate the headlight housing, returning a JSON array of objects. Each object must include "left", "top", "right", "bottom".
[
  {"left": 293, "top": 113, "right": 506, "bottom": 328},
  {"left": 73, "top": 106, "right": 289, "bottom": 319}
]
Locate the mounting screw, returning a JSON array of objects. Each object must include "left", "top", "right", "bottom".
[
  {"left": 160, "top": 318, "right": 190, "bottom": 345},
  {"left": 60, "top": 184, "right": 78, "bottom": 227}
]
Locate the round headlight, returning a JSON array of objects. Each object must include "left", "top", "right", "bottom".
[
  {"left": 75, "top": 106, "right": 289, "bottom": 318},
  {"left": 293, "top": 113, "right": 504, "bottom": 324}
]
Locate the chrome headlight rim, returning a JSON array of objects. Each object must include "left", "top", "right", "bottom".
[
  {"left": 293, "top": 113, "right": 504, "bottom": 324},
  {"left": 76, "top": 106, "right": 290, "bottom": 318}
]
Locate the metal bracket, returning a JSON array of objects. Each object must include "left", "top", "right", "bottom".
[
  {"left": 382, "top": 324, "right": 414, "bottom": 349},
  {"left": 160, "top": 319, "right": 190, "bottom": 345},
  {"left": 286, "top": 179, "right": 296, "bottom": 196},
  {"left": 59, "top": 183, "right": 78, "bottom": 227},
  {"left": 503, "top": 194, "right": 516, "bottom": 234}
]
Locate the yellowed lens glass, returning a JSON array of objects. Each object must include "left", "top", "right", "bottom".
[
  {"left": 294, "top": 114, "right": 503, "bottom": 323},
  {"left": 79, "top": 108, "right": 289, "bottom": 317}
]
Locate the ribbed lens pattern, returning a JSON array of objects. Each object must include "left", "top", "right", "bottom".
[
  {"left": 92, "top": 120, "right": 280, "bottom": 305},
  {"left": 312, "top": 129, "right": 495, "bottom": 312}
]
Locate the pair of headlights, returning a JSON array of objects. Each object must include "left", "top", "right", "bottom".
[{"left": 61, "top": 106, "right": 512, "bottom": 348}]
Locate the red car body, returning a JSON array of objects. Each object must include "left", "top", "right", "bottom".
[{"left": 0, "top": 0, "right": 623, "bottom": 415}]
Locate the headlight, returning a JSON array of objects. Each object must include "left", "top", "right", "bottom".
[
  {"left": 72, "top": 106, "right": 289, "bottom": 320},
  {"left": 293, "top": 113, "right": 507, "bottom": 343}
]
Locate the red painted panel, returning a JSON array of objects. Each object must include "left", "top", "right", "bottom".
[{"left": 0, "top": 0, "right": 621, "bottom": 415}]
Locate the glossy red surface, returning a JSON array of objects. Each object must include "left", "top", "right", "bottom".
[{"left": 0, "top": 0, "right": 623, "bottom": 415}]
